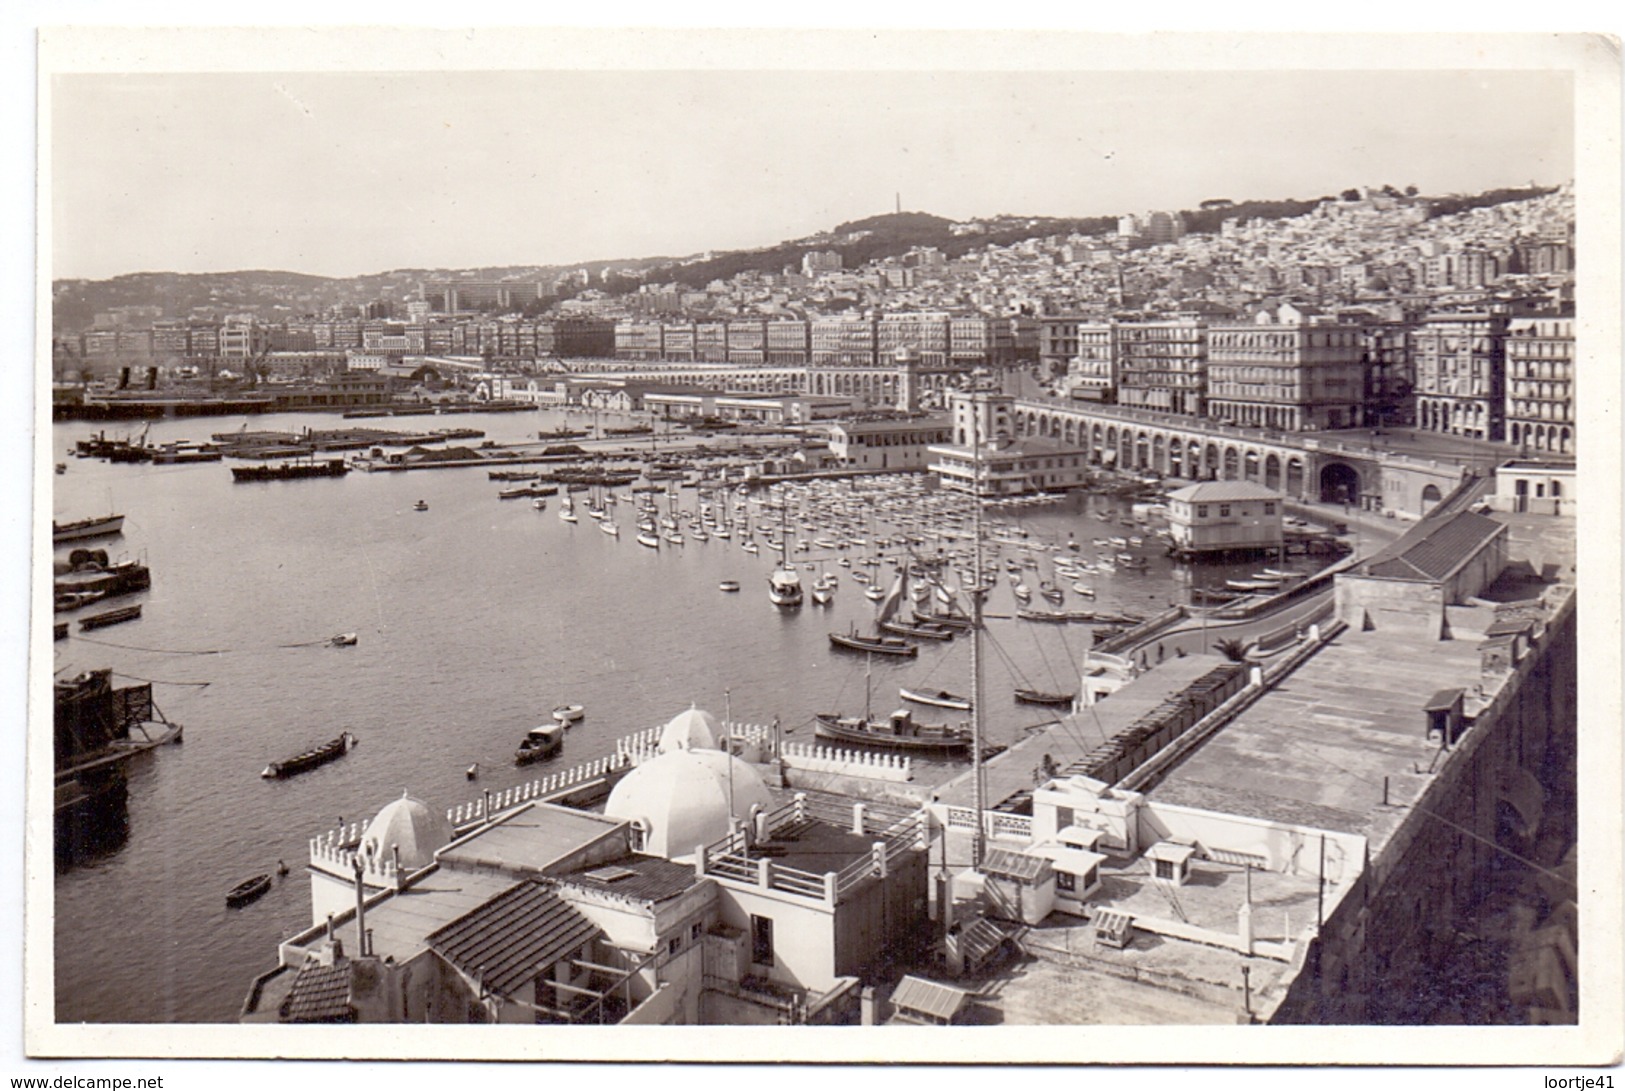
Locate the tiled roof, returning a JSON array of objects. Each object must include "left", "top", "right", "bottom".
[
  {"left": 1167, "top": 480, "right": 1281, "bottom": 503},
  {"left": 279, "top": 960, "right": 354, "bottom": 1023},
  {"left": 1363, "top": 510, "right": 1505, "bottom": 582},
  {"left": 426, "top": 881, "right": 601, "bottom": 999}
]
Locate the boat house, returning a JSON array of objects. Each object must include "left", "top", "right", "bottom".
[{"left": 1165, "top": 479, "right": 1284, "bottom": 558}]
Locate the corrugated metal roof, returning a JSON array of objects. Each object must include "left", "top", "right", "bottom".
[
  {"left": 279, "top": 961, "right": 354, "bottom": 1023},
  {"left": 981, "top": 846, "right": 1052, "bottom": 883},
  {"left": 890, "top": 975, "right": 971, "bottom": 1022},
  {"left": 426, "top": 881, "right": 600, "bottom": 999},
  {"left": 1167, "top": 480, "right": 1282, "bottom": 504}
]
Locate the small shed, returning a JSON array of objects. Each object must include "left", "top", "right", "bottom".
[
  {"left": 1092, "top": 908, "right": 1134, "bottom": 949},
  {"left": 1035, "top": 845, "right": 1107, "bottom": 913},
  {"left": 888, "top": 975, "right": 974, "bottom": 1026},
  {"left": 1423, "top": 688, "right": 1466, "bottom": 746},
  {"left": 1056, "top": 824, "right": 1105, "bottom": 853},
  {"left": 981, "top": 847, "right": 1056, "bottom": 925},
  {"left": 1146, "top": 841, "right": 1196, "bottom": 886}
]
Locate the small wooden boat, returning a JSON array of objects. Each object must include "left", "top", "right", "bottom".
[
  {"left": 718, "top": 580, "right": 741, "bottom": 592},
  {"left": 1226, "top": 578, "right": 1283, "bottom": 592},
  {"left": 55, "top": 589, "right": 107, "bottom": 612},
  {"left": 226, "top": 874, "right": 273, "bottom": 908},
  {"left": 79, "top": 604, "right": 142, "bottom": 630},
  {"left": 1014, "top": 688, "right": 1075, "bottom": 707},
  {"left": 552, "top": 704, "right": 585, "bottom": 724},
  {"left": 880, "top": 619, "right": 954, "bottom": 641},
  {"left": 899, "top": 686, "right": 971, "bottom": 710},
  {"left": 54, "top": 620, "right": 69, "bottom": 641},
  {"left": 262, "top": 731, "right": 356, "bottom": 779},
  {"left": 515, "top": 722, "right": 564, "bottom": 765},
  {"left": 828, "top": 628, "right": 917, "bottom": 657},
  {"left": 413, "top": 500, "right": 429, "bottom": 511},
  {"left": 329, "top": 632, "right": 358, "bottom": 647}
]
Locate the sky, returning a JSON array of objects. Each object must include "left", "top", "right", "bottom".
[{"left": 47, "top": 61, "right": 1576, "bottom": 281}]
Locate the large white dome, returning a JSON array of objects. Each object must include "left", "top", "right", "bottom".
[
  {"left": 658, "top": 706, "right": 722, "bottom": 753},
  {"left": 360, "top": 791, "right": 454, "bottom": 870},
  {"left": 605, "top": 748, "right": 774, "bottom": 860}
]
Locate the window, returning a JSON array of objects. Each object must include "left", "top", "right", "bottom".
[
  {"left": 1154, "top": 858, "right": 1177, "bottom": 881},
  {"left": 1264, "top": 502, "right": 1276, "bottom": 515},
  {"left": 1219, "top": 504, "right": 1231, "bottom": 517},
  {"left": 691, "top": 921, "right": 704, "bottom": 941},
  {"left": 750, "top": 914, "right": 775, "bottom": 966},
  {"left": 1055, "top": 871, "right": 1076, "bottom": 893},
  {"left": 668, "top": 935, "right": 682, "bottom": 956},
  {"left": 1196, "top": 505, "right": 1209, "bottom": 518}
]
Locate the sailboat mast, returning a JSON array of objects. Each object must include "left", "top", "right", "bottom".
[{"left": 969, "top": 394, "right": 987, "bottom": 870}]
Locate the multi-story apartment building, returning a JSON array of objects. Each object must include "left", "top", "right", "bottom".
[
  {"left": 1504, "top": 316, "right": 1574, "bottom": 455},
  {"left": 948, "top": 315, "right": 1015, "bottom": 369},
  {"left": 1040, "top": 316, "right": 1116, "bottom": 401},
  {"left": 1361, "top": 322, "right": 1415, "bottom": 428},
  {"left": 764, "top": 320, "right": 810, "bottom": 366},
  {"left": 810, "top": 315, "right": 878, "bottom": 369},
  {"left": 725, "top": 319, "right": 768, "bottom": 366},
  {"left": 1412, "top": 311, "right": 1508, "bottom": 442},
  {"left": 615, "top": 321, "right": 665, "bottom": 361},
  {"left": 878, "top": 313, "right": 950, "bottom": 367},
  {"left": 694, "top": 321, "right": 728, "bottom": 363},
  {"left": 1206, "top": 309, "right": 1366, "bottom": 431},
  {"left": 1115, "top": 319, "right": 1207, "bottom": 417}
]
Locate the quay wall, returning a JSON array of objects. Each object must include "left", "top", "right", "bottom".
[{"left": 1265, "top": 590, "right": 1577, "bottom": 1024}]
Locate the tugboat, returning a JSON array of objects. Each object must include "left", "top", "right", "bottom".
[{"left": 515, "top": 722, "right": 564, "bottom": 765}]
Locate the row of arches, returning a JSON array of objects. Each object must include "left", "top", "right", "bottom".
[
  {"left": 1509, "top": 422, "right": 1574, "bottom": 455},
  {"left": 1012, "top": 409, "right": 1342, "bottom": 497},
  {"left": 1417, "top": 397, "right": 1492, "bottom": 440}
]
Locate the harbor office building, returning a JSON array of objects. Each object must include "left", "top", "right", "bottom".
[
  {"left": 1165, "top": 480, "right": 1284, "bottom": 557},
  {"left": 927, "top": 390, "right": 1093, "bottom": 497}
]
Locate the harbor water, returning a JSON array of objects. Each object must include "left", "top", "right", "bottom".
[{"left": 46, "top": 408, "right": 1323, "bottom": 1023}]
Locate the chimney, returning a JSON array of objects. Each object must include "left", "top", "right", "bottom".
[{"left": 352, "top": 856, "right": 368, "bottom": 957}]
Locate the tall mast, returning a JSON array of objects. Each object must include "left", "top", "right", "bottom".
[{"left": 969, "top": 391, "right": 987, "bottom": 869}]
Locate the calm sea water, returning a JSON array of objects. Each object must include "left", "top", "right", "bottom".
[{"left": 46, "top": 408, "right": 1310, "bottom": 1023}]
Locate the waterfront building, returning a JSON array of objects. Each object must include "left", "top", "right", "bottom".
[
  {"left": 1114, "top": 319, "right": 1207, "bottom": 417},
  {"left": 825, "top": 413, "right": 952, "bottom": 471},
  {"left": 245, "top": 709, "right": 930, "bottom": 1026},
  {"left": 764, "top": 320, "right": 811, "bottom": 366},
  {"left": 1503, "top": 316, "right": 1574, "bottom": 455},
  {"left": 1361, "top": 321, "right": 1415, "bottom": 429},
  {"left": 1206, "top": 307, "right": 1366, "bottom": 431},
  {"left": 1412, "top": 311, "right": 1508, "bottom": 442},
  {"left": 928, "top": 390, "right": 1091, "bottom": 497},
  {"left": 1164, "top": 480, "right": 1283, "bottom": 556}
]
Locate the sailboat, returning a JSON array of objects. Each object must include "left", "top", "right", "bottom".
[
  {"left": 878, "top": 562, "right": 954, "bottom": 640},
  {"left": 559, "top": 493, "right": 578, "bottom": 524}
]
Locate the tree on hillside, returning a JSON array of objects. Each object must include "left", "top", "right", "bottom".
[{"left": 1340, "top": 188, "right": 1362, "bottom": 202}]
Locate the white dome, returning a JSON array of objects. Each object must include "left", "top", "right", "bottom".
[
  {"left": 604, "top": 748, "right": 774, "bottom": 860},
  {"left": 360, "top": 791, "right": 455, "bottom": 870},
  {"left": 658, "top": 706, "right": 721, "bottom": 753}
]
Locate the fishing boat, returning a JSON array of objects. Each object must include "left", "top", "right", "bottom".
[
  {"left": 719, "top": 580, "right": 741, "bottom": 592},
  {"left": 328, "top": 632, "right": 358, "bottom": 647},
  {"left": 79, "top": 604, "right": 142, "bottom": 631},
  {"left": 413, "top": 500, "right": 429, "bottom": 511},
  {"left": 828, "top": 627, "right": 917, "bottom": 657},
  {"left": 815, "top": 707, "right": 971, "bottom": 754},
  {"left": 533, "top": 498, "right": 548, "bottom": 511},
  {"left": 225, "top": 874, "right": 273, "bottom": 908},
  {"left": 552, "top": 704, "right": 585, "bottom": 725},
  {"left": 261, "top": 731, "right": 356, "bottom": 779},
  {"left": 53, "top": 513, "right": 125, "bottom": 544},
  {"left": 515, "top": 722, "right": 565, "bottom": 766},
  {"left": 1225, "top": 577, "right": 1283, "bottom": 592},
  {"left": 1014, "top": 688, "right": 1076, "bottom": 707},
  {"left": 899, "top": 686, "right": 971, "bottom": 710}
]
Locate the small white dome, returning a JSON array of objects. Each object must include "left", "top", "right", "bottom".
[
  {"left": 605, "top": 749, "right": 773, "bottom": 860},
  {"left": 658, "top": 706, "right": 722, "bottom": 753},
  {"left": 360, "top": 791, "right": 454, "bottom": 870}
]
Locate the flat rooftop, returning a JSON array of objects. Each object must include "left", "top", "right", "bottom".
[{"left": 436, "top": 802, "right": 626, "bottom": 875}]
